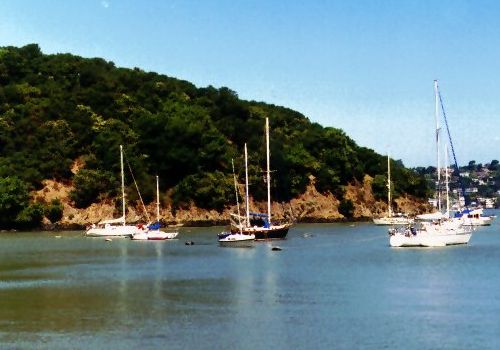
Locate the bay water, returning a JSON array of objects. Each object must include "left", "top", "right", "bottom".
[{"left": 1, "top": 211, "right": 500, "bottom": 349}]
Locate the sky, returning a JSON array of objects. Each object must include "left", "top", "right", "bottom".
[{"left": 0, "top": 0, "right": 499, "bottom": 167}]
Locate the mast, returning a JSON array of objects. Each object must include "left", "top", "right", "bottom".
[
  {"left": 232, "top": 159, "right": 242, "bottom": 233},
  {"left": 244, "top": 143, "right": 250, "bottom": 227},
  {"left": 156, "top": 175, "right": 160, "bottom": 223},
  {"left": 434, "top": 80, "right": 442, "bottom": 212},
  {"left": 387, "top": 153, "right": 392, "bottom": 217},
  {"left": 266, "top": 118, "right": 272, "bottom": 225},
  {"left": 445, "top": 145, "right": 450, "bottom": 217},
  {"left": 120, "top": 145, "right": 126, "bottom": 225}
]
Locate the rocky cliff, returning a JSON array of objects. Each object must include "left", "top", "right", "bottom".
[{"left": 34, "top": 175, "right": 431, "bottom": 229}]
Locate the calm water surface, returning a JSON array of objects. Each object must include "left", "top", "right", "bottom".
[{"left": 1, "top": 212, "right": 500, "bottom": 349}]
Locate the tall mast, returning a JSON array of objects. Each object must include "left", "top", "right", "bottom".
[
  {"left": 232, "top": 159, "right": 242, "bottom": 232},
  {"left": 120, "top": 145, "right": 126, "bottom": 225},
  {"left": 156, "top": 175, "right": 160, "bottom": 223},
  {"left": 387, "top": 153, "right": 392, "bottom": 217},
  {"left": 445, "top": 145, "right": 450, "bottom": 217},
  {"left": 266, "top": 118, "right": 272, "bottom": 224},
  {"left": 434, "top": 80, "right": 442, "bottom": 212},
  {"left": 244, "top": 143, "right": 250, "bottom": 227}
]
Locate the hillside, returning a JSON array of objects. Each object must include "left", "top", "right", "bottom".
[{"left": 0, "top": 44, "right": 430, "bottom": 229}]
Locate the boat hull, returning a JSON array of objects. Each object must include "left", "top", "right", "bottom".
[
  {"left": 373, "top": 217, "right": 413, "bottom": 225},
  {"left": 389, "top": 232, "right": 472, "bottom": 247},
  {"left": 85, "top": 225, "right": 139, "bottom": 237},
  {"left": 232, "top": 224, "right": 291, "bottom": 240},
  {"left": 131, "top": 230, "right": 179, "bottom": 241},
  {"left": 218, "top": 232, "right": 255, "bottom": 246}
]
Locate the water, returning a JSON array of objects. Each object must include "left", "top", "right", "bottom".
[{"left": 1, "top": 212, "right": 500, "bottom": 349}]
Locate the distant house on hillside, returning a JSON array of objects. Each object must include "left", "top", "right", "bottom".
[{"left": 465, "top": 187, "right": 478, "bottom": 194}]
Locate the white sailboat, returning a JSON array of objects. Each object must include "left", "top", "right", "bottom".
[
  {"left": 373, "top": 153, "right": 413, "bottom": 225},
  {"left": 131, "top": 175, "right": 179, "bottom": 241},
  {"left": 218, "top": 158, "right": 255, "bottom": 244},
  {"left": 389, "top": 80, "right": 472, "bottom": 247},
  {"left": 86, "top": 145, "right": 142, "bottom": 237}
]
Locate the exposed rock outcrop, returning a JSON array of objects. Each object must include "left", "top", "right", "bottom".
[{"left": 33, "top": 176, "right": 431, "bottom": 229}]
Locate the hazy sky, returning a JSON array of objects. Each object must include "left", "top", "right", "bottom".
[{"left": 1, "top": 0, "right": 499, "bottom": 167}]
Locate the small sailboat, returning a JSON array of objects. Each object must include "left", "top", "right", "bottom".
[
  {"left": 218, "top": 159, "right": 255, "bottom": 245},
  {"left": 389, "top": 80, "right": 472, "bottom": 247},
  {"left": 230, "top": 119, "right": 292, "bottom": 240},
  {"left": 373, "top": 153, "right": 413, "bottom": 225},
  {"left": 86, "top": 145, "right": 142, "bottom": 238},
  {"left": 131, "top": 175, "right": 179, "bottom": 240}
]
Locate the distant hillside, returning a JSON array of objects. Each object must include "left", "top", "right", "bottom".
[{"left": 0, "top": 44, "right": 429, "bottom": 228}]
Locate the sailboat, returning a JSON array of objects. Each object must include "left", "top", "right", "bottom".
[
  {"left": 218, "top": 159, "right": 255, "bottom": 244},
  {"left": 86, "top": 145, "right": 142, "bottom": 237},
  {"left": 389, "top": 80, "right": 472, "bottom": 247},
  {"left": 373, "top": 153, "right": 413, "bottom": 225},
  {"left": 230, "top": 118, "right": 292, "bottom": 240},
  {"left": 131, "top": 175, "right": 179, "bottom": 241}
]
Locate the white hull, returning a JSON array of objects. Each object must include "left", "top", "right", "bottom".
[
  {"left": 86, "top": 225, "right": 140, "bottom": 237},
  {"left": 373, "top": 216, "right": 413, "bottom": 225},
  {"left": 390, "top": 232, "right": 471, "bottom": 247},
  {"left": 218, "top": 233, "right": 255, "bottom": 243},
  {"left": 389, "top": 220, "right": 472, "bottom": 247},
  {"left": 131, "top": 230, "right": 179, "bottom": 241},
  {"left": 460, "top": 217, "right": 493, "bottom": 226}
]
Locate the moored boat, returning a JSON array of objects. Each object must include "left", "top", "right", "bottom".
[{"left": 86, "top": 145, "right": 142, "bottom": 238}]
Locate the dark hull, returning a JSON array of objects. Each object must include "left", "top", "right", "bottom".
[{"left": 232, "top": 226, "right": 290, "bottom": 240}]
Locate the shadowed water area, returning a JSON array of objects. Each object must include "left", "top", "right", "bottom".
[{"left": 1, "top": 211, "right": 500, "bottom": 349}]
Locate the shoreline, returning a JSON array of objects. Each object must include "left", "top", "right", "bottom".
[{"left": 1, "top": 216, "right": 376, "bottom": 232}]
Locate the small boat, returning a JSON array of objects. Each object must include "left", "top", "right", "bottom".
[
  {"left": 453, "top": 208, "right": 494, "bottom": 226},
  {"left": 218, "top": 159, "right": 255, "bottom": 245},
  {"left": 131, "top": 176, "right": 179, "bottom": 241},
  {"left": 218, "top": 231, "right": 255, "bottom": 245}
]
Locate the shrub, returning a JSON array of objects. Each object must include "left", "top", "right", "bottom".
[
  {"left": 45, "top": 198, "right": 64, "bottom": 223},
  {"left": 338, "top": 199, "right": 354, "bottom": 218}
]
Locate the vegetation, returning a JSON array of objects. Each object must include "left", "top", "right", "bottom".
[{"left": 0, "top": 44, "right": 430, "bottom": 228}]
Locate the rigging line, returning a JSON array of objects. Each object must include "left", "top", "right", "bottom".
[
  {"left": 437, "top": 89, "right": 469, "bottom": 211},
  {"left": 124, "top": 155, "right": 151, "bottom": 223}
]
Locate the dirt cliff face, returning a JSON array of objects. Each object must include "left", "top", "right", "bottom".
[{"left": 33, "top": 176, "right": 430, "bottom": 228}]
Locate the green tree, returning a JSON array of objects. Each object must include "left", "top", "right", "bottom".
[
  {"left": 70, "top": 169, "right": 117, "bottom": 208},
  {"left": 0, "top": 176, "right": 30, "bottom": 228}
]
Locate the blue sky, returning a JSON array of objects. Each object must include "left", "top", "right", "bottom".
[{"left": 0, "top": 0, "right": 499, "bottom": 167}]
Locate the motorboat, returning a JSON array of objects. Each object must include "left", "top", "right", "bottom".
[
  {"left": 454, "top": 208, "right": 494, "bottom": 226},
  {"left": 218, "top": 231, "right": 255, "bottom": 245}
]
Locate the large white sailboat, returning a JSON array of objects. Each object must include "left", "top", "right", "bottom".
[
  {"left": 373, "top": 153, "right": 413, "bottom": 225},
  {"left": 389, "top": 80, "right": 472, "bottom": 247},
  {"left": 86, "top": 145, "right": 142, "bottom": 237}
]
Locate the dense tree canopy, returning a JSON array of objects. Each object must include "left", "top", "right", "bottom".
[{"left": 0, "top": 44, "right": 430, "bottom": 228}]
